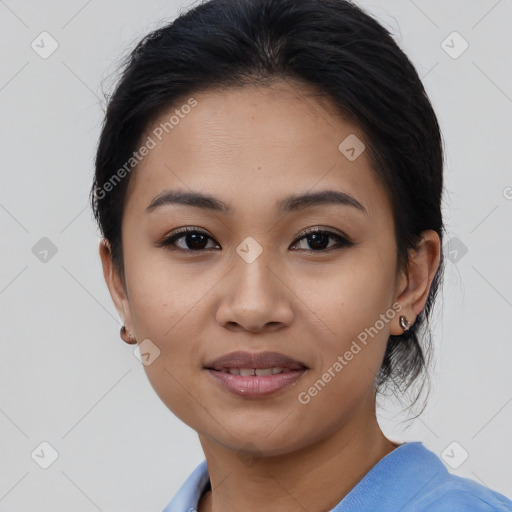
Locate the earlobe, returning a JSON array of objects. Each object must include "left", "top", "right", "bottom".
[
  {"left": 120, "top": 325, "right": 138, "bottom": 345},
  {"left": 399, "top": 314, "right": 412, "bottom": 334}
]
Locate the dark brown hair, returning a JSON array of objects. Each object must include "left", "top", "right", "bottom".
[{"left": 91, "top": 0, "right": 446, "bottom": 406}]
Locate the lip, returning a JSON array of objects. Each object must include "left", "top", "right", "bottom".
[
  {"left": 204, "top": 350, "right": 308, "bottom": 371},
  {"left": 204, "top": 350, "right": 308, "bottom": 398},
  {"left": 206, "top": 368, "right": 307, "bottom": 397}
]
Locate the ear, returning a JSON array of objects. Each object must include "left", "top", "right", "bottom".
[
  {"left": 99, "top": 238, "right": 135, "bottom": 344},
  {"left": 391, "top": 229, "right": 441, "bottom": 335}
]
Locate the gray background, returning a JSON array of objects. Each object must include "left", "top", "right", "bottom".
[{"left": 1, "top": 0, "right": 511, "bottom": 510}]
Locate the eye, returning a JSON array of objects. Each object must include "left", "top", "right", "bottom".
[
  {"left": 156, "top": 226, "right": 353, "bottom": 253},
  {"left": 156, "top": 227, "right": 220, "bottom": 252},
  {"left": 290, "top": 227, "right": 353, "bottom": 252}
]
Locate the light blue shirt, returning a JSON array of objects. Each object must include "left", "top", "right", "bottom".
[{"left": 162, "top": 442, "right": 512, "bottom": 511}]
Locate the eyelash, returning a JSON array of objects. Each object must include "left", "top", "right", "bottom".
[{"left": 155, "top": 226, "right": 354, "bottom": 253}]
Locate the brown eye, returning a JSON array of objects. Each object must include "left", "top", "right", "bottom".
[
  {"left": 157, "top": 228, "right": 220, "bottom": 251},
  {"left": 290, "top": 229, "right": 353, "bottom": 252}
]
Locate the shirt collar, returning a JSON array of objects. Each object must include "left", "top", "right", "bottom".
[
  {"left": 162, "top": 442, "right": 446, "bottom": 512},
  {"left": 162, "top": 459, "right": 209, "bottom": 512}
]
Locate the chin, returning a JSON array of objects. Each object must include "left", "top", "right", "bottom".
[{"left": 211, "top": 424, "right": 308, "bottom": 458}]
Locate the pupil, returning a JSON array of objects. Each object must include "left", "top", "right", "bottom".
[
  {"left": 187, "top": 233, "right": 207, "bottom": 249},
  {"left": 308, "top": 233, "right": 328, "bottom": 250}
]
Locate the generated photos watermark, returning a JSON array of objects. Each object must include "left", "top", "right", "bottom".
[
  {"left": 297, "top": 302, "right": 403, "bottom": 405},
  {"left": 93, "top": 97, "right": 198, "bottom": 201}
]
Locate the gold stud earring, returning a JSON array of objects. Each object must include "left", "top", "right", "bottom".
[{"left": 399, "top": 315, "right": 410, "bottom": 333}]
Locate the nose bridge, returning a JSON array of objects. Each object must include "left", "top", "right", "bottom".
[
  {"left": 216, "top": 240, "right": 293, "bottom": 331},
  {"left": 232, "top": 239, "right": 278, "bottom": 302}
]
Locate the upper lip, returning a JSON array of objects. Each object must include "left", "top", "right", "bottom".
[{"left": 205, "top": 351, "right": 308, "bottom": 370}]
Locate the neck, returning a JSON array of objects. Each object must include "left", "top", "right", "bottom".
[{"left": 197, "top": 396, "right": 398, "bottom": 512}]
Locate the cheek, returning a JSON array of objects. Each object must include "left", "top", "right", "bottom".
[
  {"left": 124, "top": 242, "right": 213, "bottom": 342},
  {"left": 125, "top": 260, "right": 210, "bottom": 426},
  {"left": 142, "top": 359, "right": 204, "bottom": 433},
  {"left": 297, "top": 253, "right": 395, "bottom": 343},
  {"left": 294, "top": 252, "right": 396, "bottom": 394}
]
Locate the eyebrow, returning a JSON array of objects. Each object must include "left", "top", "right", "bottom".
[
  {"left": 278, "top": 190, "right": 367, "bottom": 215},
  {"left": 145, "top": 189, "right": 367, "bottom": 216}
]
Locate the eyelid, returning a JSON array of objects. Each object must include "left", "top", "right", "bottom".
[
  {"left": 293, "top": 225, "right": 348, "bottom": 240},
  {"left": 167, "top": 226, "right": 210, "bottom": 237}
]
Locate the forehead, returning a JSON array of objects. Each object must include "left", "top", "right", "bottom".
[{"left": 124, "top": 80, "right": 391, "bottom": 221}]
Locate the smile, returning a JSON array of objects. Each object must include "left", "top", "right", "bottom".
[
  {"left": 206, "top": 367, "right": 307, "bottom": 397},
  {"left": 219, "top": 367, "right": 293, "bottom": 375}
]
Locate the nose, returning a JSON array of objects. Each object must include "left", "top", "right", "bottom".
[{"left": 215, "top": 253, "right": 294, "bottom": 333}]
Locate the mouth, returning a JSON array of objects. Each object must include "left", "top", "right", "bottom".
[
  {"left": 214, "top": 367, "right": 298, "bottom": 376},
  {"left": 204, "top": 351, "right": 308, "bottom": 397},
  {"left": 204, "top": 350, "right": 308, "bottom": 371}
]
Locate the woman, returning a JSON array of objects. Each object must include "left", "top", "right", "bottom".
[{"left": 90, "top": 0, "right": 512, "bottom": 510}]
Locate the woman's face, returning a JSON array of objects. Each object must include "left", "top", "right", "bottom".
[{"left": 103, "top": 79, "right": 411, "bottom": 456}]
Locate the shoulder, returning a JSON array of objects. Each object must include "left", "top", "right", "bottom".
[
  {"left": 416, "top": 460, "right": 512, "bottom": 511},
  {"left": 331, "top": 442, "right": 511, "bottom": 512}
]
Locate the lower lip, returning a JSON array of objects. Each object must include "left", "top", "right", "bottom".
[{"left": 206, "top": 369, "right": 307, "bottom": 397}]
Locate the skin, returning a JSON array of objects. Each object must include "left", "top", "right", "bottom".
[{"left": 100, "top": 78, "right": 441, "bottom": 512}]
